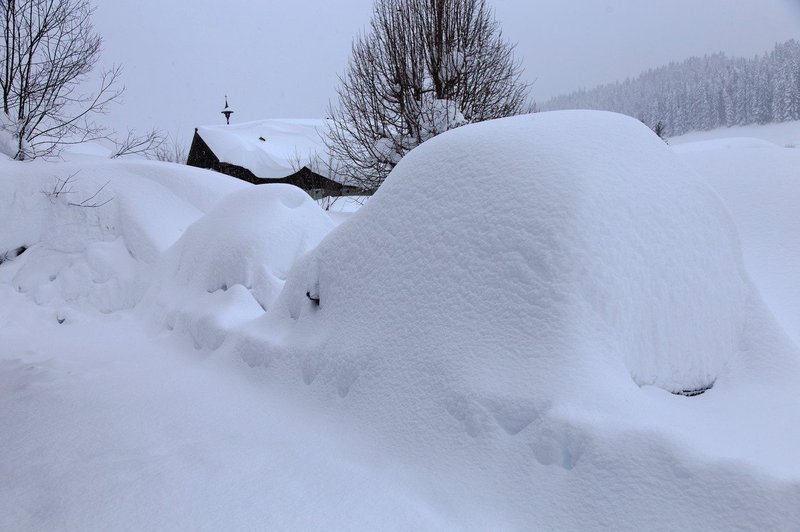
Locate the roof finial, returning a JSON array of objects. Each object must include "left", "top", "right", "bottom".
[{"left": 221, "top": 95, "right": 234, "bottom": 125}]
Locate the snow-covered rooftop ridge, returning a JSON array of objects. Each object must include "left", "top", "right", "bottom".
[{"left": 197, "top": 118, "right": 333, "bottom": 180}]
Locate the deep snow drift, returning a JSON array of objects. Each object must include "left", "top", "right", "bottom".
[
  {"left": 673, "top": 137, "right": 800, "bottom": 346},
  {"left": 0, "top": 158, "right": 247, "bottom": 314},
  {"left": 147, "top": 184, "right": 334, "bottom": 350},
  {"left": 230, "top": 111, "right": 800, "bottom": 528},
  {"left": 670, "top": 118, "right": 800, "bottom": 148},
  {"left": 2, "top": 111, "right": 799, "bottom": 530},
  {"left": 259, "top": 111, "right": 750, "bottom": 395}
]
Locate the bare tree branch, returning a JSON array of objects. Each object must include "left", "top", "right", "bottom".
[
  {"left": 153, "top": 133, "right": 189, "bottom": 163},
  {"left": 0, "top": 0, "right": 123, "bottom": 160},
  {"left": 326, "top": 0, "right": 533, "bottom": 190},
  {"left": 42, "top": 171, "right": 113, "bottom": 208},
  {"left": 109, "top": 128, "right": 165, "bottom": 159},
  {"left": 41, "top": 171, "right": 78, "bottom": 203},
  {"left": 67, "top": 179, "right": 112, "bottom": 207}
]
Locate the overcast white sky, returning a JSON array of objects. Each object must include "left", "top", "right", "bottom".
[{"left": 93, "top": 0, "right": 800, "bottom": 140}]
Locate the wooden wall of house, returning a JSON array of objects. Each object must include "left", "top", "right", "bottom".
[
  {"left": 186, "top": 130, "right": 363, "bottom": 198},
  {"left": 186, "top": 131, "right": 219, "bottom": 170}
]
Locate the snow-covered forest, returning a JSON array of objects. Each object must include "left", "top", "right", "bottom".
[{"left": 545, "top": 39, "right": 800, "bottom": 136}]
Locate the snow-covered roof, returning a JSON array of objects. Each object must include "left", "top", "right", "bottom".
[{"left": 197, "top": 118, "right": 332, "bottom": 180}]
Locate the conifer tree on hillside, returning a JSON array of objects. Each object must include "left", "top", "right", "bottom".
[{"left": 545, "top": 40, "right": 800, "bottom": 137}]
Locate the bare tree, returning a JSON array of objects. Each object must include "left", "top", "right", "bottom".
[
  {"left": 308, "top": 149, "right": 347, "bottom": 210},
  {"left": 109, "top": 128, "right": 165, "bottom": 159},
  {"left": 41, "top": 171, "right": 112, "bottom": 207},
  {"left": 0, "top": 0, "right": 122, "bottom": 160},
  {"left": 326, "top": 0, "right": 533, "bottom": 190},
  {"left": 153, "top": 133, "right": 189, "bottom": 164}
]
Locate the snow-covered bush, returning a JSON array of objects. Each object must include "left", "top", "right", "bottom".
[
  {"left": 266, "top": 110, "right": 750, "bottom": 395},
  {"left": 148, "top": 184, "right": 334, "bottom": 349},
  {"left": 0, "top": 158, "right": 247, "bottom": 314},
  {"left": 0, "top": 113, "right": 24, "bottom": 159}
]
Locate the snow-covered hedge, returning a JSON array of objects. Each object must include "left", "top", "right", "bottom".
[{"left": 0, "top": 158, "right": 247, "bottom": 314}]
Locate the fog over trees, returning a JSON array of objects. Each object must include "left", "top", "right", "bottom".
[{"left": 544, "top": 39, "right": 800, "bottom": 137}]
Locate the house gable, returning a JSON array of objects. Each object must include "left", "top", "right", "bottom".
[{"left": 187, "top": 129, "right": 354, "bottom": 198}]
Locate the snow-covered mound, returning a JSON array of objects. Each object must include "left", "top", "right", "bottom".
[
  {"left": 147, "top": 185, "right": 334, "bottom": 349},
  {"left": 229, "top": 111, "right": 800, "bottom": 528},
  {"left": 677, "top": 140, "right": 800, "bottom": 346},
  {"left": 0, "top": 158, "right": 247, "bottom": 314},
  {"left": 0, "top": 112, "right": 21, "bottom": 159},
  {"left": 3, "top": 115, "right": 798, "bottom": 529},
  {"left": 260, "top": 110, "right": 747, "bottom": 394},
  {"left": 196, "top": 119, "right": 331, "bottom": 180}
]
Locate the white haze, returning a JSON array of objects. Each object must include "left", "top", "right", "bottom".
[{"left": 93, "top": 0, "right": 800, "bottom": 138}]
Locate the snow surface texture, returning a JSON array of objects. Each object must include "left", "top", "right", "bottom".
[
  {"left": 0, "top": 287, "right": 449, "bottom": 531},
  {"left": 671, "top": 118, "right": 800, "bottom": 149},
  {"left": 2, "top": 112, "right": 800, "bottom": 529},
  {"left": 675, "top": 138, "right": 800, "bottom": 346},
  {"left": 0, "top": 112, "right": 21, "bottom": 159},
  {"left": 146, "top": 184, "right": 334, "bottom": 350},
  {"left": 229, "top": 111, "right": 800, "bottom": 529},
  {"left": 0, "top": 158, "right": 246, "bottom": 314},
  {"left": 197, "top": 118, "right": 333, "bottom": 180},
  {"left": 263, "top": 111, "right": 751, "bottom": 393}
]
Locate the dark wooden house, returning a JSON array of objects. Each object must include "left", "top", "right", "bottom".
[{"left": 186, "top": 119, "right": 364, "bottom": 199}]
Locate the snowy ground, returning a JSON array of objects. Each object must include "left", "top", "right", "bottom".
[
  {"left": 670, "top": 119, "right": 800, "bottom": 148},
  {"left": 1, "top": 113, "right": 799, "bottom": 530},
  {"left": 671, "top": 122, "right": 800, "bottom": 346},
  {"left": 0, "top": 304, "right": 448, "bottom": 530}
]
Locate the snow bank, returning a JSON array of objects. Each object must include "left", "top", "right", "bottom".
[
  {"left": 197, "top": 119, "right": 331, "bottom": 180},
  {"left": 677, "top": 141, "right": 800, "bottom": 346},
  {"left": 146, "top": 184, "right": 334, "bottom": 349},
  {"left": 0, "top": 158, "right": 246, "bottom": 314},
  {"left": 670, "top": 118, "right": 800, "bottom": 148},
  {"left": 228, "top": 111, "right": 800, "bottom": 528},
  {"left": 318, "top": 194, "right": 367, "bottom": 225},
  {"left": 0, "top": 120, "right": 16, "bottom": 159},
  {"left": 4, "top": 115, "right": 799, "bottom": 529},
  {"left": 261, "top": 111, "right": 749, "bottom": 394},
  {"left": 670, "top": 136, "right": 778, "bottom": 153}
]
